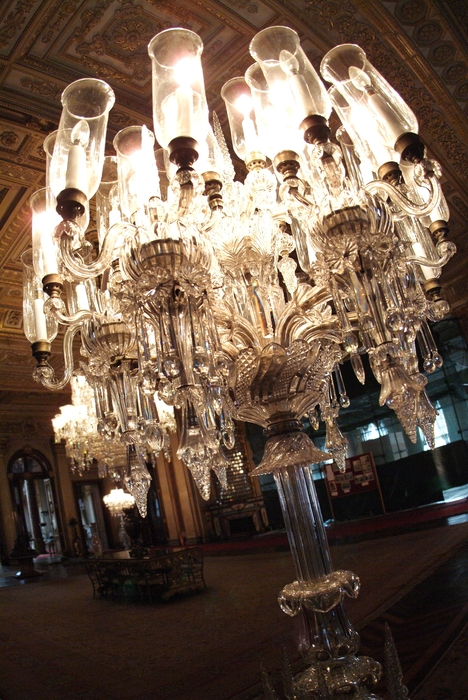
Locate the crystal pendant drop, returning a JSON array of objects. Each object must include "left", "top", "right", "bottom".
[
  {"left": 123, "top": 444, "right": 151, "bottom": 518},
  {"left": 351, "top": 354, "right": 366, "bottom": 385},
  {"left": 416, "top": 387, "right": 438, "bottom": 449}
]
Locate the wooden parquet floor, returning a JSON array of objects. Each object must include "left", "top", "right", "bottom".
[{"left": 358, "top": 541, "right": 468, "bottom": 697}]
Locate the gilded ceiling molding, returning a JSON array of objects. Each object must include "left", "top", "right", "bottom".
[
  {"left": 303, "top": 0, "right": 468, "bottom": 182},
  {"left": 0, "top": 131, "right": 19, "bottom": 147},
  {"left": 72, "top": 0, "right": 116, "bottom": 43},
  {"left": 0, "top": 200, "right": 35, "bottom": 270},
  {"left": 0, "top": 350, "right": 32, "bottom": 365},
  {"left": 21, "top": 55, "right": 81, "bottom": 86},
  {"left": 0, "top": 0, "right": 38, "bottom": 49},
  {"left": 3, "top": 310, "right": 23, "bottom": 330},
  {"left": 108, "top": 110, "right": 141, "bottom": 129},
  {"left": 40, "top": 0, "right": 83, "bottom": 44},
  {"left": 20, "top": 77, "right": 62, "bottom": 102},
  {"left": 437, "top": 0, "right": 468, "bottom": 46},
  {"left": 451, "top": 195, "right": 468, "bottom": 219},
  {"left": 228, "top": 0, "right": 259, "bottom": 13},
  {"left": 73, "top": 2, "right": 170, "bottom": 83},
  {"left": 0, "top": 420, "right": 53, "bottom": 437},
  {"left": 145, "top": 0, "right": 210, "bottom": 29},
  {"left": 0, "top": 163, "right": 37, "bottom": 184},
  {"left": 181, "top": 0, "right": 256, "bottom": 34},
  {"left": 363, "top": 0, "right": 468, "bottom": 117}
]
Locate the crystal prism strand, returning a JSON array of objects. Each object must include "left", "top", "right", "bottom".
[
  {"left": 350, "top": 354, "right": 366, "bottom": 384},
  {"left": 123, "top": 444, "right": 151, "bottom": 518},
  {"left": 333, "top": 364, "right": 350, "bottom": 408},
  {"left": 321, "top": 376, "right": 348, "bottom": 473},
  {"left": 277, "top": 228, "right": 298, "bottom": 297},
  {"left": 159, "top": 297, "right": 182, "bottom": 383},
  {"left": 359, "top": 272, "right": 392, "bottom": 348},
  {"left": 419, "top": 319, "right": 444, "bottom": 371},
  {"left": 212, "top": 111, "right": 236, "bottom": 185},
  {"left": 176, "top": 398, "right": 213, "bottom": 500},
  {"left": 108, "top": 359, "right": 141, "bottom": 444},
  {"left": 187, "top": 461, "right": 212, "bottom": 501},
  {"left": 379, "top": 362, "right": 421, "bottom": 443},
  {"left": 262, "top": 429, "right": 382, "bottom": 698},
  {"left": 324, "top": 416, "right": 348, "bottom": 473},
  {"left": 330, "top": 278, "right": 358, "bottom": 354},
  {"left": 416, "top": 389, "right": 437, "bottom": 448},
  {"left": 413, "top": 372, "right": 437, "bottom": 448},
  {"left": 277, "top": 255, "right": 298, "bottom": 296},
  {"left": 187, "top": 295, "right": 210, "bottom": 379},
  {"left": 384, "top": 624, "right": 409, "bottom": 700},
  {"left": 308, "top": 408, "right": 320, "bottom": 430},
  {"left": 212, "top": 450, "right": 229, "bottom": 490},
  {"left": 137, "top": 389, "right": 164, "bottom": 453}
]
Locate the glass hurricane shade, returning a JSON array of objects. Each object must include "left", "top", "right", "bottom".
[
  {"left": 245, "top": 61, "right": 304, "bottom": 159},
  {"left": 113, "top": 126, "right": 160, "bottom": 223},
  {"left": 22, "top": 249, "right": 58, "bottom": 343},
  {"left": 221, "top": 77, "right": 263, "bottom": 162},
  {"left": 148, "top": 28, "right": 208, "bottom": 149},
  {"left": 49, "top": 78, "right": 115, "bottom": 200},
  {"left": 320, "top": 44, "right": 419, "bottom": 154},
  {"left": 30, "top": 188, "right": 61, "bottom": 279},
  {"left": 249, "top": 25, "right": 331, "bottom": 124}
]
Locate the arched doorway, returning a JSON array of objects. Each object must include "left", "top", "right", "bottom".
[{"left": 8, "top": 449, "right": 62, "bottom": 556}]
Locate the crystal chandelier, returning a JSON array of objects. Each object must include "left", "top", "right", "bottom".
[
  {"left": 52, "top": 374, "right": 127, "bottom": 478},
  {"left": 103, "top": 488, "right": 136, "bottom": 516},
  {"left": 23, "top": 25, "right": 455, "bottom": 697}
]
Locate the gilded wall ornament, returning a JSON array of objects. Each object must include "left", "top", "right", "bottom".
[{"left": 0, "top": 131, "right": 19, "bottom": 147}]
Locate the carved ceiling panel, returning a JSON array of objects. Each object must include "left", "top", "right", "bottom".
[{"left": 0, "top": 0, "right": 467, "bottom": 424}]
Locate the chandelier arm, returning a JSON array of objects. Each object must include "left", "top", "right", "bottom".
[
  {"left": 35, "top": 323, "right": 81, "bottom": 391},
  {"left": 289, "top": 186, "right": 315, "bottom": 208},
  {"left": 58, "top": 222, "right": 135, "bottom": 280},
  {"left": 45, "top": 303, "right": 97, "bottom": 326},
  {"left": 364, "top": 175, "right": 441, "bottom": 218},
  {"left": 406, "top": 243, "right": 456, "bottom": 269},
  {"left": 201, "top": 206, "right": 222, "bottom": 232},
  {"left": 171, "top": 181, "right": 194, "bottom": 222}
]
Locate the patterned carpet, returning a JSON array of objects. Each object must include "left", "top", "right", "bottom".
[{"left": 1, "top": 522, "right": 468, "bottom": 700}]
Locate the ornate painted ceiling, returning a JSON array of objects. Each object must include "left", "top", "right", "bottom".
[{"left": 0, "top": 0, "right": 467, "bottom": 438}]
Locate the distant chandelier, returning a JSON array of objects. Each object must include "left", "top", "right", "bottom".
[
  {"left": 23, "top": 26, "right": 454, "bottom": 697},
  {"left": 51, "top": 374, "right": 127, "bottom": 478},
  {"left": 103, "top": 488, "right": 136, "bottom": 517}
]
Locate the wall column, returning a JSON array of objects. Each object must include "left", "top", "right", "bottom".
[
  {"left": 0, "top": 437, "right": 17, "bottom": 559},
  {"left": 51, "top": 440, "right": 80, "bottom": 556},
  {"left": 154, "top": 433, "right": 210, "bottom": 546}
]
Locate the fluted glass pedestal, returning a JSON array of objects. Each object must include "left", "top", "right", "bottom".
[{"left": 253, "top": 423, "right": 382, "bottom": 699}]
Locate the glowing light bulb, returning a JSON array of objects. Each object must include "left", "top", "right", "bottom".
[
  {"left": 33, "top": 297, "right": 48, "bottom": 341},
  {"left": 349, "top": 66, "right": 406, "bottom": 145},
  {"left": 108, "top": 184, "right": 121, "bottom": 228},
  {"left": 173, "top": 57, "right": 196, "bottom": 87},
  {"left": 71, "top": 119, "right": 90, "bottom": 146},
  {"left": 236, "top": 93, "right": 253, "bottom": 117},
  {"left": 236, "top": 93, "right": 259, "bottom": 156},
  {"left": 279, "top": 50, "right": 300, "bottom": 76},
  {"left": 348, "top": 66, "right": 372, "bottom": 91},
  {"left": 66, "top": 119, "right": 89, "bottom": 194},
  {"left": 165, "top": 58, "right": 196, "bottom": 138}
]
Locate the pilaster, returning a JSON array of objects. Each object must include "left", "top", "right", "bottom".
[{"left": 0, "top": 437, "right": 17, "bottom": 558}]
